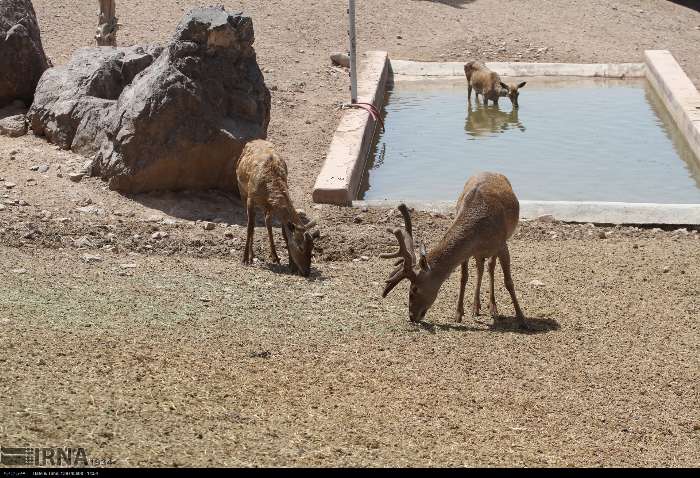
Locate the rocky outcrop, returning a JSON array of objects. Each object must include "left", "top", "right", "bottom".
[
  {"left": 0, "top": 0, "right": 50, "bottom": 107},
  {"left": 29, "top": 6, "right": 271, "bottom": 194}
]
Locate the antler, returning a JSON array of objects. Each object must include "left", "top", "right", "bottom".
[{"left": 380, "top": 204, "right": 417, "bottom": 297}]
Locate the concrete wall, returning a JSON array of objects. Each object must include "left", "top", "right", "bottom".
[
  {"left": 352, "top": 199, "right": 700, "bottom": 225},
  {"left": 644, "top": 50, "right": 700, "bottom": 167},
  {"left": 312, "top": 51, "right": 389, "bottom": 205},
  {"left": 390, "top": 60, "right": 646, "bottom": 80}
]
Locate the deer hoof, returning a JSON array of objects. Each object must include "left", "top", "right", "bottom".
[{"left": 455, "top": 311, "right": 464, "bottom": 323}]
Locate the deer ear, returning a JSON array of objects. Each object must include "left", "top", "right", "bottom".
[
  {"left": 418, "top": 243, "right": 430, "bottom": 272},
  {"left": 499, "top": 81, "right": 509, "bottom": 90},
  {"left": 517, "top": 81, "right": 527, "bottom": 89}
]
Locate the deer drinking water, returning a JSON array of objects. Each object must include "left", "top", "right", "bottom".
[
  {"left": 236, "top": 140, "right": 318, "bottom": 276},
  {"left": 380, "top": 172, "right": 526, "bottom": 326},
  {"left": 464, "top": 61, "right": 527, "bottom": 108}
]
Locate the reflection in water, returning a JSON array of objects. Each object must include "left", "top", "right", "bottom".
[
  {"left": 643, "top": 83, "right": 700, "bottom": 191},
  {"left": 464, "top": 101, "right": 525, "bottom": 138}
]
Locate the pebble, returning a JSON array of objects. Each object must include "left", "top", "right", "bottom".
[
  {"left": 76, "top": 205, "right": 101, "bottom": 215},
  {"left": 536, "top": 214, "right": 556, "bottom": 223},
  {"left": 151, "top": 231, "right": 168, "bottom": 240},
  {"left": 353, "top": 215, "right": 363, "bottom": 224},
  {"left": 120, "top": 263, "right": 137, "bottom": 269},
  {"left": 82, "top": 254, "right": 102, "bottom": 263},
  {"left": 68, "top": 172, "right": 84, "bottom": 182},
  {"left": 360, "top": 255, "right": 370, "bottom": 261},
  {"left": 662, "top": 266, "right": 670, "bottom": 273},
  {"left": 18, "top": 199, "right": 28, "bottom": 206},
  {"left": 598, "top": 231, "right": 607, "bottom": 239},
  {"left": 0, "top": 204, "right": 5, "bottom": 211},
  {"left": 4, "top": 182, "right": 16, "bottom": 189},
  {"left": 29, "top": 165, "right": 40, "bottom": 171},
  {"left": 529, "top": 279, "right": 545, "bottom": 287},
  {"left": 38, "top": 165, "right": 49, "bottom": 173},
  {"left": 73, "top": 236, "right": 94, "bottom": 248},
  {"left": 330, "top": 52, "right": 350, "bottom": 67},
  {"left": 11, "top": 268, "right": 27, "bottom": 274},
  {"left": 224, "top": 230, "right": 235, "bottom": 238},
  {"left": 202, "top": 221, "right": 216, "bottom": 231}
]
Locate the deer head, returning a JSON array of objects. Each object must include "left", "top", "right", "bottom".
[
  {"left": 380, "top": 204, "right": 441, "bottom": 322},
  {"left": 499, "top": 81, "right": 527, "bottom": 108},
  {"left": 284, "top": 211, "right": 318, "bottom": 277}
]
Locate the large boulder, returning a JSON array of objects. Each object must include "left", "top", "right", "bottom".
[
  {"left": 0, "top": 0, "right": 50, "bottom": 107},
  {"left": 29, "top": 6, "right": 271, "bottom": 193}
]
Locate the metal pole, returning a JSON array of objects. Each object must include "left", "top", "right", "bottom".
[{"left": 348, "top": 0, "right": 358, "bottom": 104}]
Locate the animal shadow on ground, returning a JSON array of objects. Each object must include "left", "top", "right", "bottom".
[
  {"left": 412, "top": 0, "right": 476, "bottom": 7},
  {"left": 415, "top": 316, "right": 560, "bottom": 335},
  {"left": 129, "top": 190, "right": 255, "bottom": 227},
  {"left": 259, "top": 261, "right": 329, "bottom": 281}
]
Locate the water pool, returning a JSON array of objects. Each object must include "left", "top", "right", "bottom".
[{"left": 359, "top": 77, "right": 700, "bottom": 204}]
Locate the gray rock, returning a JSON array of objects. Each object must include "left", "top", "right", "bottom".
[
  {"left": 68, "top": 172, "right": 84, "bottom": 182},
  {"left": 28, "top": 6, "right": 270, "bottom": 194},
  {"left": 202, "top": 221, "right": 215, "bottom": 231},
  {"left": 38, "top": 164, "right": 49, "bottom": 173},
  {"left": 0, "top": 0, "right": 50, "bottom": 107},
  {"left": 0, "top": 109, "right": 27, "bottom": 137},
  {"left": 330, "top": 52, "right": 349, "bottom": 67},
  {"left": 536, "top": 214, "right": 556, "bottom": 223},
  {"left": 82, "top": 254, "right": 102, "bottom": 263}
]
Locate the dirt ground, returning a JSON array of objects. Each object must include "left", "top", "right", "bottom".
[{"left": 1, "top": 0, "right": 699, "bottom": 468}]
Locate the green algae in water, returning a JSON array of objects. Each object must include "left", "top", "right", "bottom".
[{"left": 359, "top": 78, "right": 700, "bottom": 203}]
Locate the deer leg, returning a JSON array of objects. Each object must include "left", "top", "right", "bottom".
[
  {"left": 488, "top": 256, "right": 498, "bottom": 318},
  {"left": 281, "top": 225, "right": 299, "bottom": 274},
  {"left": 468, "top": 84, "right": 473, "bottom": 103},
  {"left": 242, "top": 198, "right": 256, "bottom": 265},
  {"left": 264, "top": 210, "right": 280, "bottom": 264},
  {"left": 455, "top": 260, "right": 469, "bottom": 322},
  {"left": 472, "top": 257, "right": 485, "bottom": 317},
  {"left": 498, "top": 245, "right": 526, "bottom": 325}
]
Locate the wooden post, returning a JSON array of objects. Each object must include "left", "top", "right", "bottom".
[{"left": 96, "top": 0, "right": 118, "bottom": 46}]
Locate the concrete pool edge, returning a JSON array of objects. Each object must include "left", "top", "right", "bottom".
[
  {"left": 352, "top": 200, "right": 700, "bottom": 226},
  {"left": 311, "top": 51, "right": 389, "bottom": 205},
  {"left": 390, "top": 60, "right": 647, "bottom": 80},
  {"left": 644, "top": 50, "right": 700, "bottom": 164}
]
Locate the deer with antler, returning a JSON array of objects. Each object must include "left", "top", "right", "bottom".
[
  {"left": 381, "top": 172, "right": 526, "bottom": 326},
  {"left": 237, "top": 140, "right": 318, "bottom": 276}
]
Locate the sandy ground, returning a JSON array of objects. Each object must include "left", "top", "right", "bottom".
[{"left": 1, "top": 0, "right": 699, "bottom": 468}]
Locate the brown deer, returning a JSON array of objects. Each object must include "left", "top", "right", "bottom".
[
  {"left": 236, "top": 140, "right": 317, "bottom": 276},
  {"left": 380, "top": 172, "right": 526, "bottom": 326},
  {"left": 464, "top": 61, "right": 527, "bottom": 108}
]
